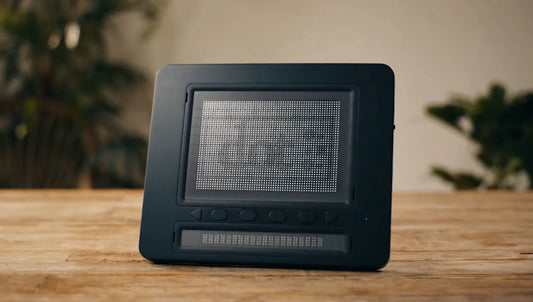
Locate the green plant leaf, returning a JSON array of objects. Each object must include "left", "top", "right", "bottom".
[
  {"left": 427, "top": 84, "right": 533, "bottom": 190},
  {"left": 427, "top": 104, "right": 466, "bottom": 132},
  {"left": 431, "top": 167, "right": 483, "bottom": 190}
]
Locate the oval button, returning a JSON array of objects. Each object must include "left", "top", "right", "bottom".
[
  {"left": 267, "top": 210, "right": 286, "bottom": 223},
  {"left": 210, "top": 209, "right": 228, "bottom": 221},
  {"left": 239, "top": 209, "right": 257, "bottom": 222},
  {"left": 298, "top": 211, "right": 315, "bottom": 224}
]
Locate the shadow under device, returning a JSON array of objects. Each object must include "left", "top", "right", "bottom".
[{"left": 139, "top": 64, "right": 394, "bottom": 270}]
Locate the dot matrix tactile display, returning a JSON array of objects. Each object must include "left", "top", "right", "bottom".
[{"left": 195, "top": 99, "right": 341, "bottom": 193}]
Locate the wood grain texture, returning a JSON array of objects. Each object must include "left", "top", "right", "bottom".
[{"left": 0, "top": 190, "right": 532, "bottom": 301}]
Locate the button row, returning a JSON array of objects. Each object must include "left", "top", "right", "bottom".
[{"left": 189, "top": 209, "right": 337, "bottom": 224}]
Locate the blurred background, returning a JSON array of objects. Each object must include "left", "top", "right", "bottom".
[{"left": 1, "top": 0, "right": 532, "bottom": 191}]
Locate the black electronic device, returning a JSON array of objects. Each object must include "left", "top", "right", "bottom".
[{"left": 139, "top": 64, "right": 394, "bottom": 270}]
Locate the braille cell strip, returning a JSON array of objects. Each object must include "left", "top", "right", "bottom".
[
  {"left": 195, "top": 100, "right": 340, "bottom": 193},
  {"left": 180, "top": 230, "right": 347, "bottom": 252}
]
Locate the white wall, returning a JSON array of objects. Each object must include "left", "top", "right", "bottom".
[{"left": 108, "top": 0, "right": 533, "bottom": 191}]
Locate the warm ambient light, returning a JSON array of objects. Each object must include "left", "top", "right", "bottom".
[{"left": 64, "top": 22, "right": 80, "bottom": 49}]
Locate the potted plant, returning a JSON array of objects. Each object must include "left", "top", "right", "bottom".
[
  {"left": 427, "top": 84, "right": 533, "bottom": 190},
  {"left": 0, "top": 0, "right": 160, "bottom": 187}
]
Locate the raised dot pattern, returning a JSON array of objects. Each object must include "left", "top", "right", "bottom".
[{"left": 195, "top": 100, "right": 340, "bottom": 193}]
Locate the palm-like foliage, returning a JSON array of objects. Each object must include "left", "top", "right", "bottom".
[
  {"left": 0, "top": 0, "right": 160, "bottom": 187},
  {"left": 427, "top": 84, "right": 533, "bottom": 190}
]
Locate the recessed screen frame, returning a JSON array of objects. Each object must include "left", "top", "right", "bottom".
[{"left": 180, "top": 89, "right": 356, "bottom": 204}]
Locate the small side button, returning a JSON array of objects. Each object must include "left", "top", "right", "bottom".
[
  {"left": 190, "top": 208, "right": 202, "bottom": 221},
  {"left": 239, "top": 209, "right": 257, "bottom": 222},
  {"left": 267, "top": 210, "right": 286, "bottom": 223},
  {"left": 210, "top": 209, "right": 228, "bottom": 221},
  {"left": 298, "top": 211, "right": 315, "bottom": 224}
]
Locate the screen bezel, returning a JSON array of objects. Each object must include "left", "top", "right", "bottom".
[
  {"left": 184, "top": 90, "right": 353, "bottom": 203},
  {"left": 176, "top": 84, "right": 358, "bottom": 208}
]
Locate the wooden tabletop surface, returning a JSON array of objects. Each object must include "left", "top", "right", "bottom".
[{"left": 0, "top": 190, "right": 531, "bottom": 301}]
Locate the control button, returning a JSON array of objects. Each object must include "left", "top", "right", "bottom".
[
  {"left": 325, "top": 211, "right": 337, "bottom": 224},
  {"left": 239, "top": 209, "right": 257, "bottom": 222},
  {"left": 190, "top": 208, "right": 202, "bottom": 221},
  {"left": 298, "top": 211, "right": 316, "bottom": 224},
  {"left": 210, "top": 209, "right": 228, "bottom": 221},
  {"left": 267, "top": 210, "right": 286, "bottom": 223}
]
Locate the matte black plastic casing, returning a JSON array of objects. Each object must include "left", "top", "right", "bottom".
[{"left": 139, "top": 64, "right": 394, "bottom": 270}]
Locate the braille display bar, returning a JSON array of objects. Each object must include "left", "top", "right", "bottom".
[
  {"left": 180, "top": 230, "right": 346, "bottom": 252},
  {"left": 195, "top": 99, "right": 341, "bottom": 193}
]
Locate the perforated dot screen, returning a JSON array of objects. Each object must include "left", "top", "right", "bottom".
[
  {"left": 184, "top": 90, "right": 353, "bottom": 202},
  {"left": 194, "top": 99, "right": 340, "bottom": 193}
]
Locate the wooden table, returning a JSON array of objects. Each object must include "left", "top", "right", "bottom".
[{"left": 0, "top": 190, "right": 531, "bottom": 301}]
